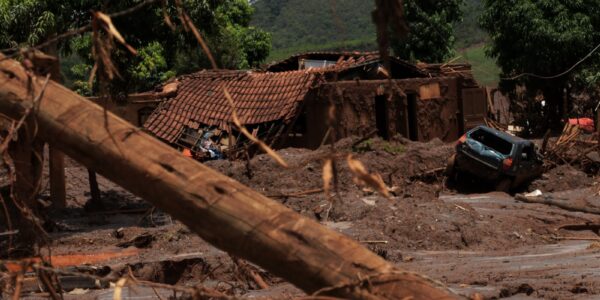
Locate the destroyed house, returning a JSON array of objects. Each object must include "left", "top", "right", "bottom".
[
  {"left": 142, "top": 51, "right": 488, "bottom": 158},
  {"left": 143, "top": 70, "right": 317, "bottom": 159}
]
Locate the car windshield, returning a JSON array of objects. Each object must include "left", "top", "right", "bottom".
[{"left": 469, "top": 129, "right": 513, "bottom": 155}]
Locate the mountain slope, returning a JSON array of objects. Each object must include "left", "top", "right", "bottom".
[
  {"left": 251, "top": 0, "right": 377, "bottom": 62},
  {"left": 252, "top": 0, "right": 499, "bottom": 85}
]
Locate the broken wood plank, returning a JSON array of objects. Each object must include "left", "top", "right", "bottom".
[{"left": 0, "top": 54, "right": 458, "bottom": 300}]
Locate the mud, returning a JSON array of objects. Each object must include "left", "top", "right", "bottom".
[{"left": 2, "top": 137, "right": 599, "bottom": 299}]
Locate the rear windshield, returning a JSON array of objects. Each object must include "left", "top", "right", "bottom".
[{"left": 469, "top": 129, "right": 513, "bottom": 155}]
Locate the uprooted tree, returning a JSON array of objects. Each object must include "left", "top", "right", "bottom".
[{"left": 0, "top": 53, "right": 459, "bottom": 299}]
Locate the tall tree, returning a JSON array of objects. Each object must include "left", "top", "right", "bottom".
[
  {"left": 0, "top": 0, "right": 271, "bottom": 95},
  {"left": 390, "top": 0, "right": 464, "bottom": 62},
  {"left": 480, "top": 0, "right": 600, "bottom": 132}
]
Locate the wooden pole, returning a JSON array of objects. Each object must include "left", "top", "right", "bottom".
[
  {"left": 0, "top": 55, "right": 459, "bottom": 299},
  {"left": 48, "top": 55, "right": 67, "bottom": 209},
  {"left": 88, "top": 169, "right": 101, "bottom": 203},
  {"left": 49, "top": 147, "right": 66, "bottom": 208},
  {"left": 41, "top": 43, "right": 67, "bottom": 209}
]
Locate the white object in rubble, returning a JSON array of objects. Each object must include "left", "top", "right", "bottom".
[{"left": 524, "top": 189, "right": 543, "bottom": 198}]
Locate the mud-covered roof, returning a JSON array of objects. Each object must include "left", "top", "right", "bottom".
[
  {"left": 144, "top": 69, "right": 317, "bottom": 143},
  {"left": 265, "top": 51, "right": 428, "bottom": 78}
]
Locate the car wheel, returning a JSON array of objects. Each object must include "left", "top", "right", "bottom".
[{"left": 495, "top": 178, "right": 513, "bottom": 193}]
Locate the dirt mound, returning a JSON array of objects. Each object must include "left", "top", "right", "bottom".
[
  {"left": 528, "top": 164, "right": 594, "bottom": 193},
  {"left": 206, "top": 137, "right": 558, "bottom": 255}
]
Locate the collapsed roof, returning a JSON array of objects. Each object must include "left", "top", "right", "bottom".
[
  {"left": 143, "top": 51, "right": 476, "bottom": 144},
  {"left": 266, "top": 51, "right": 429, "bottom": 79},
  {"left": 144, "top": 69, "right": 316, "bottom": 143}
]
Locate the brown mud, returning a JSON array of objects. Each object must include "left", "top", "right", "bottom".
[{"left": 2, "top": 137, "right": 599, "bottom": 299}]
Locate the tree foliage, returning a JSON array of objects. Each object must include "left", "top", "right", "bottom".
[
  {"left": 390, "top": 0, "right": 464, "bottom": 62},
  {"left": 0, "top": 0, "right": 271, "bottom": 95},
  {"left": 480, "top": 0, "right": 600, "bottom": 131},
  {"left": 453, "top": 0, "right": 487, "bottom": 49}
]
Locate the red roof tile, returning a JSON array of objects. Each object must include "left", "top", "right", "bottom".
[{"left": 144, "top": 69, "right": 316, "bottom": 143}]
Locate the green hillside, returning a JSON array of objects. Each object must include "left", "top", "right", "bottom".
[
  {"left": 251, "top": 0, "right": 377, "bottom": 63},
  {"left": 251, "top": 0, "right": 500, "bottom": 86},
  {"left": 458, "top": 44, "right": 500, "bottom": 86}
]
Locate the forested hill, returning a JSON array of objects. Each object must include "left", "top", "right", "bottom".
[
  {"left": 251, "top": 0, "right": 377, "bottom": 61},
  {"left": 252, "top": 0, "right": 486, "bottom": 59},
  {"left": 251, "top": 0, "right": 498, "bottom": 86}
]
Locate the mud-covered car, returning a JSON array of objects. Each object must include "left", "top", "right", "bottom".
[{"left": 446, "top": 126, "right": 543, "bottom": 192}]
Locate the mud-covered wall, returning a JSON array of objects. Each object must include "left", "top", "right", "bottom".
[
  {"left": 300, "top": 77, "right": 459, "bottom": 147},
  {"left": 88, "top": 99, "right": 161, "bottom": 127}
]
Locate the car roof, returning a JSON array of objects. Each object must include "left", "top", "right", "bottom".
[{"left": 469, "top": 126, "right": 532, "bottom": 146}]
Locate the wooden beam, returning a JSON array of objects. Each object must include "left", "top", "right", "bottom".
[
  {"left": 45, "top": 46, "right": 67, "bottom": 209},
  {"left": 0, "top": 55, "right": 459, "bottom": 300},
  {"left": 49, "top": 147, "right": 66, "bottom": 208}
]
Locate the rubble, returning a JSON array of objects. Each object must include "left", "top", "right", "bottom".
[{"left": 0, "top": 39, "right": 599, "bottom": 300}]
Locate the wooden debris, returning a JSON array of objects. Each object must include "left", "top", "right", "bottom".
[
  {"left": 0, "top": 53, "right": 459, "bottom": 299},
  {"left": 116, "top": 232, "right": 154, "bottom": 249},
  {"left": 231, "top": 256, "right": 270, "bottom": 290}
]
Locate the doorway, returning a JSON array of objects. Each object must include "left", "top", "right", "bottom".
[
  {"left": 375, "top": 95, "right": 389, "bottom": 140},
  {"left": 407, "top": 93, "right": 419, "bottom": 141}
]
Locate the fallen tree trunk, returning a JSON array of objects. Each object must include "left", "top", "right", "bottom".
[{"left": 0, "top": 56, "right": 459, "bottom": 299}]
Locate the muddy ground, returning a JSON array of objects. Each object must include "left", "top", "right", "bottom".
[{"left": 2, "top": 136, "right": 600, "bottom": 299}]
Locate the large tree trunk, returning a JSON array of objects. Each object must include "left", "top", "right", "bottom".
[{"left": 0, "top": 55, "right": 459, "bottom": 299}]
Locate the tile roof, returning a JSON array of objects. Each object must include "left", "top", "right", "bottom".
[{"left": 144, "top": 69, "right": 317, "bottom": 143}]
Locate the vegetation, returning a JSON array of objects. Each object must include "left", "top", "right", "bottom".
[
  {"left": 253, "top": 0, "right": 464, "bottom": 63},
  {"left": 453, "top": 0, "right": 488, "bottom": 49},
  {"left": 252, "top": 0, "right": 376, "bottom": 63},
  {"left": 252, "top": 0, "right": 502, "bottom": 86},
  {"left": 0, "top": 0, "right": 271, "bottom": 95},
  {"left": 457, "top": 45, "right": 500, "bottom": 86},
  {"left": 480, "top": 0, "right": 600, "bottom": 131},
  {"left": 390, "top": 0, "right": 464, "bottom": 62}
]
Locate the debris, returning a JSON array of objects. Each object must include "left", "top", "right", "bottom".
[
  {"left": 68, "top": 288, "right": 89, "bottom": 295},
  {"left": 0, "top": 56, "right": 458, "bottom": 299},
  {"left": 4, "top": 249, "right": 140, "bottom": 272},
  {"left": 586, "top": 151, "right": 600, "bottom": 163},
  {"left": 568, "top": 118, "right": 595, "bottom": 132},
  {"left": 268, "top": 188, "right": 324, "bottom": 199},
  {"left": 113, "top": 227, "right": 125, "bottom": 239},
  {"left": 361, "top": 198, "right": 377, "bottom": 206},
  {"left": 515, "top": 194, "right": 600, "bottom": 215},
  {"left": 360, "top": 240, "right": 389, "bottom": 244},
  {"left": 231, "top": 256, "right": 270, "bottom": 290},
  {"left": 347, "top": 154, "right": 390, "bottom": 198},
  {"left": 116, "top": 232, "right": 154, "bottom": 249},
  {"left": 524, "top": 190, "right": 543, "bottom": 198},
  {"left": 559, "top": 224, "right": 600, "bottom": 235}
]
